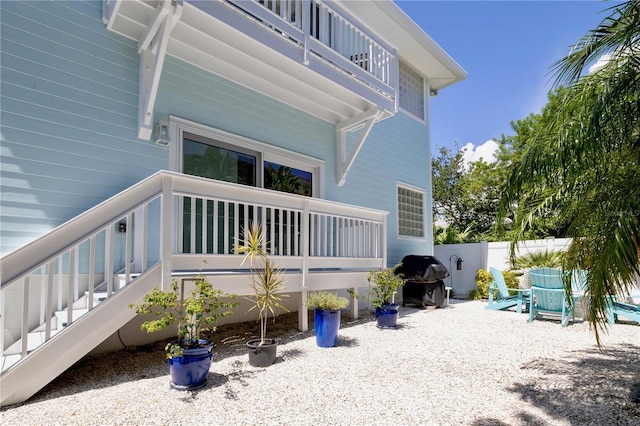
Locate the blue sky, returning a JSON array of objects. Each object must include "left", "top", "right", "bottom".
[{"left": 395, "top": 0, "right": 622, "bottom": 162}]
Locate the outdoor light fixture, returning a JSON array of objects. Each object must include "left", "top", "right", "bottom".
[
  {"left": 449, "top": 254, "right": 463, "bottom": 271},
  {"left": 155, "top": 121, "right": 170, "bottom": 146}
]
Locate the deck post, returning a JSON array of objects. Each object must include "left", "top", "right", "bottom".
[{"left": 298, "top": 200, "right": 310, "bottom": 332}]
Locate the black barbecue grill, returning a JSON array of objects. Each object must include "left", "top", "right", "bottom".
[{"left": 395, "top": 255, "right": 450, "bottom": 308}]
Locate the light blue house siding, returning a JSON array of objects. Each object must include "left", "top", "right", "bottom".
[
  {"left": 1, "top": 0, "right": 163, "bottom": 255},
  {"left": 1, "top": 0, "right": 433, "bottom": 265}
]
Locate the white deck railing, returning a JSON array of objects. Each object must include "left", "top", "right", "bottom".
[{"left": 1, "top": 170, "right": 387, "bottom": 372}]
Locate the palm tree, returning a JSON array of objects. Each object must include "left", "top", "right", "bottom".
[{"left": 499, "top": 0, "right": 640, "bottom": 342}]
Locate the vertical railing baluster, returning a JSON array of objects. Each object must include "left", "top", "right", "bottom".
[
  {"left": 67, "top": 247, "right": 76, "bottom": 327},
  {"left": 202, "top": 198, "right": 208, "bottom": 254},
  {"left": 309, "top": 212, "right": 315, "bottom": 257},
  {"left": 190, "top": 197, "right": 197, "bottom": 254},
  {"left": 277, "top": 209, "right": 283, "bottom": 256},
  {"left": 57, "top": 257, "right": 63, "bottom": 311},
  {"left": 125, "top": 213, "right": 132, "bottom": 283},
  {"left": 88, "top": 235, "right": 96, "bottom": 310},
  {"left": 39, "top": 268, "right": 46, "bottom": 325},
  {"left": 177, "top": 195, "right": 184, "bottom": 254},
  {"left": 233, "top": 202, "right": 240, "bottom": 255},
  {"left": 213, "top": 200, "right": 219, "bottom": 254},
  {"left": 243, "top": 203, "right": 249, "bottom": 241},
  {"left": 106, "top": 224, "right": 114, "bottom": 297},
  {"left": 141, "top": 204, "right": 148, "bottom": 272},
  {"left": 45, "top": 261, "right": 54, "bottom": 341},
  {"left": 223, "top": 201, "right": 230, "bottom": 255},
  {"left": 21, "top": 275, "right": 30, "bottom": 357}
]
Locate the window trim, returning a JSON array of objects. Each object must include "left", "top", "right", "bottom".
[
  {"left": 396, "top": 182, "right": 427, "bottom": 240},
  {"left": 167, "top": 116, "right": 324, "bottom": 198},
  {"left": 398, "top": 60, "right": 426, "bottom": 123}
]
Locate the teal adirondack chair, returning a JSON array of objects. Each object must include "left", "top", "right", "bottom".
[
  {"left": 528, "top": 267, "right": 572, "bottom": 326},
  {"left": 607, "top": 297, "right": 640, "bottom": 325},
  {"left": 569, "top": 269, "right": 588, "bottom": 317},
  {"left": 485, "top": 267, "right": 530, "bottom": 313}
]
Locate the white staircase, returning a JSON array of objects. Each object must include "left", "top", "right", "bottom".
[
  {"left": 0, "top": 264, "right": 161, "bottom": 406},
  {"left": 1, "top": 170, "right": 387, "bottom": 407}
]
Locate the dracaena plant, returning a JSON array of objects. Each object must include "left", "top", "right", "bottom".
[
  {"left": 131, "top": 273, "right": 238, "bottom": 359},
  {"left": 234, "top": 222, "right": 289, "bottom": 345}
]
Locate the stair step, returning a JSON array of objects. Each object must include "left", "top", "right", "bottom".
[
  {"left": 2, "top": 353, "right": 22, "bottom": 372},
  {"left": 54, "top": 308, "right": 88, "bottom": 328},
  {"left": 3, "top": 328, "right": 63, "bottom": 357}
]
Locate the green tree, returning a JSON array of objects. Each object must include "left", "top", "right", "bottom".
[
  {"left": 498, "top": 0, "right": 640, "bottom": 342},
  {"left": 431, "top": 146, "right": 467, "bottom": 231}
]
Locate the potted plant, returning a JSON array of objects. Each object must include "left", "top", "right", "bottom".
[
  {"left": 234, "top": 223, "right": 289, "bottom": 367},
  {"left": 131, "top": 274, "right": 238, "bottom": 390},
  {"left": 306, "top": 291, "right": 350, "bottom": 347},
  {"left": 367, "top": 263, "right": 404, "bottom": 328}
]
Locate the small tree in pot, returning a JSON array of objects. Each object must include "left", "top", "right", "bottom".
[
  {"left": 234, "top": 223, "right": 289, "bottom": 367},
  {"left": 131, "top": 274, "right": 239, "bottom": 390},
  {"left": 367, "top": 263, "right": 404, "bottom": 328},
  {"left": 306, "top": 291, "right": 349, "bottom": 347}
]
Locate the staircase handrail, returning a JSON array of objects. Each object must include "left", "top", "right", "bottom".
[{"left": 1, "top": 172, "right": 165, "bottom": 289}]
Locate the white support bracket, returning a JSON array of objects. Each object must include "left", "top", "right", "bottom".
[
  {"left": 138, "top": 0, "right": 183, "bottom": 140},
  {"left": 335, "top": 108, "right": 383, "bottom": 187},
  {"left": 102, "top": 0, "right": 122, "bottom": 28}
]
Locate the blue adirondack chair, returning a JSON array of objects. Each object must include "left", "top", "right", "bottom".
[
  {"left": 569, "top": 269, "right": 588, "bottom": 315},
  {"left": 607, "top": 297, "right": 640, "bottom": 325},
  {"left": 528, "top": 267, "right": 572, "bottom": 326},
  {"left": 485, "top": 267, "right": 530, "bottom": 313}
]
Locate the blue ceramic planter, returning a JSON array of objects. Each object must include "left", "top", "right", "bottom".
[
  {"left": 167, "top": 340, "right": 214, "bottom": 391},
  {"left": 314, "top": 308, "right": 341, "bottom": 347},
  {"left": 375, "top": 304, "right": 399, "bottom": 329}
]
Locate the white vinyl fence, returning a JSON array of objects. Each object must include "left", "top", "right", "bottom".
[{"left": 434, "top": 238, "right": 572, "bottom": 297}]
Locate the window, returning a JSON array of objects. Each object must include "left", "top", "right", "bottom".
[
  {"left": 170, "top": 118, "right": 324, "bottom": 253},
  {"left": 264, "top": 161, "right": 312, "bottom": 196},
  {"left": 399, "top": 61, "right": 425, "bottom": 120},
  {"left": 171, "top": 118, "right": 322, "bottom": 197},
  {"left": 183, "top": 136, "right": 258, "bottom": 186},
  {"left": 397, "top": 184, "right": 425, "bottom": 238}
]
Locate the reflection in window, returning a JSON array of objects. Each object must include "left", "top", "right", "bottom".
[
  {"left": 183, "top": 138, "right": 256, "bottom": 186},
  {"left": 264, "top": 161, "right": 312, "bottom": 196}
]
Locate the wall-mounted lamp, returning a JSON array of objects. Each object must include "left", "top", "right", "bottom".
[
  {"left": 155, "top": 121, "right": 170, "bottom": 146},
  {"left": 449, "top": 254, "right": 463, "bottom": 271},
  {"left": 429, "top": 89, "right": 439, "bottom": 97}
]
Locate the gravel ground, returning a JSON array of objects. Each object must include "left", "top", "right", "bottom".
[{"left": 2, "top": 300, "right": 639, "bottom": 426}]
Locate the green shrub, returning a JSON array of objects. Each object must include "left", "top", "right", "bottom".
[
  {"left": 474, "top": 269, "right": 520, "bottom": 299},
  {"left": 306, "top": 291, "right": 349, "bottom": 310},
  {"left": 467, "top": 288, "right": 482, "bottom": 300},
  {"left": 511, "top": 249, "right": 565, "bottom": 269}
]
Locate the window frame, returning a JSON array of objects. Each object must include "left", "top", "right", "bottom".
[
  {"left": 396, "top": 182, "right": 426, "bottom": 240},
  {"left": 398, "top": 60, "right": 426, "bottom": 123},
  {"left": 168, "top": 116, "right": 324, "bottom": 198}
]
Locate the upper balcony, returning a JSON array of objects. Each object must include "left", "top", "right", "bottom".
[
  {"left": 104, "top": 0, "right": 404, "bottom": 129},
  {"left": 103, "top": 0, "right": 464, "bottom": 133}
]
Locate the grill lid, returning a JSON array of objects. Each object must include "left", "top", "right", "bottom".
[{"left": 395, "top": 255, "right": 450, "bottom": 282}]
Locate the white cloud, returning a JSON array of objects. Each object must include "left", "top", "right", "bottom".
[
  {"left": 588, "top": 52, "right": 614, "bottom": 74},
  {"left": 460, "top": 140, "right": 499, "bottom": 169}
]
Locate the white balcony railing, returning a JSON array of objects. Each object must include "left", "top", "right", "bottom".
[{"left": 221, "top": 0, "right": 397, "bottom": 105}]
